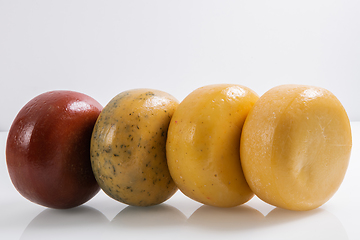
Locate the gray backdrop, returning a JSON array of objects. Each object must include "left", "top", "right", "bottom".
[{"left": 1, "top": 0, "right": 359, "bottom": 131}]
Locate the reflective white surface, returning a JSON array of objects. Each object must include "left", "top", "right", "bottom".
[{"left": 1, "top": 122, "right": 359, "bottom": 239}]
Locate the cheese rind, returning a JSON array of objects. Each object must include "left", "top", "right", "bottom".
[
  {"left": 167, "top": 84, "right": 258, "bottom": 207},
  {"left": 240, "top": 85, "right": 352, "bottom": 211},
  {"left": 90, "top": 89, "right": 178, "bottom": 206}
]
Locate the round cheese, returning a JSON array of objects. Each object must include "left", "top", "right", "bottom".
[
  {"left": 240, "top": 85, "right": 352, "bottom": 211},
  {"left": 167, "top": 84, "right": 258, "bottom": 207}
]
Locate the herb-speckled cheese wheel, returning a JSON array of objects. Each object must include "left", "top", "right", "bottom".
[
  {"left": 167, "top": 84, "right": 259, "bottom": 207},
  {"left": 240, "top": 85, "right": 352, "bottom": 211},
  {"left": 91, "top": 89, "right": 179, "bottom": 206}
]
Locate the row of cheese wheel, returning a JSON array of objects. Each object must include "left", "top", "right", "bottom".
[
  {"left": 6, "top": 84, "right": 351, "bottom": 211},
  {"left": 91, "top": 84, "right": 351, "bottom": 211}
]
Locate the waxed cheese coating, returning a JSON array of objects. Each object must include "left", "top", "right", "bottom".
[
  {"left": 90, "top": 89, "right": 178, "bottom": 206},
  {"left": 240, "top": 84, "right": 352, "bottom": 211},
  {"left": 166, "top": 84, "right": 259, "bottom": 207}
]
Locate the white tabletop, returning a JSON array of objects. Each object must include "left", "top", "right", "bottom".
[{"left": 1, "top": 122, "right": 359, "bottom": 240}]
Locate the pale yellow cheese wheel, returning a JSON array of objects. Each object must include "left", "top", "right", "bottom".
[
  {"left": 240, "top": 85, "right": 352, "bottom": 211},
  {"left": 167, "top": 84, "right": 259, "bottom": 207}
]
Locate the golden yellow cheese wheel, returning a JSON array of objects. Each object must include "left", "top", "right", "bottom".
[
  {"left": 240, "top": 84, "right": 352, "bottom": 211},
  {"left": 91, "top": 89, "right": 178, "bottom": 206},
  {"left": 167, "top": 84, "right": 259, "bottom": 207}
]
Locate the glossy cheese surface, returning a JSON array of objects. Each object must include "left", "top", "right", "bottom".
[
  {"left": 167, "top": 84, "right": 258, "bottom": 207},
  {"left": 91, "top": 89, "right": 178, "bottom": 206},
  {"left": 240, "top": 85, "right": 352, "bottom": 211}
]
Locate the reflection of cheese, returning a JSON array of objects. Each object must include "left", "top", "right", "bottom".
[
  {"left": 167, "top": 84, "right": 259, "bottom": 207},
  {"left": 240, "top": 85, "right": 352, "bottom": 211}
]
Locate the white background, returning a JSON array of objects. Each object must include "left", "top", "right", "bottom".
[
  {"left": 1, "top": 0, "right": 360, "bottom": 131},
  {"left": 1, "top": 2, "right": 360, "bottom": 239}
]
